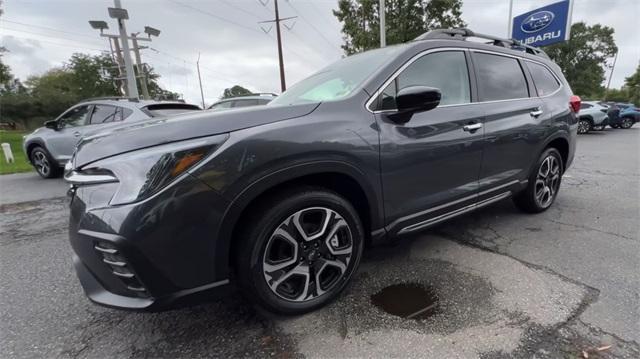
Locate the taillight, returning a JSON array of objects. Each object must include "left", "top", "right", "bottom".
[{"left": 570, "top": 95, "right": 581, "bottom": 113}]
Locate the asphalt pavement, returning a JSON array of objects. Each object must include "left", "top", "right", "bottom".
[{"left": 0, "top": 128, "right": 638, "bottom": 358}]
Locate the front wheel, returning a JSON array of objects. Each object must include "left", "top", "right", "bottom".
[
  {"left": 513, "top": 148, "right": 563, "bottom": 213},
  {"left": 236, "top": 187, "right": 364, "bottom": 315},
  {"left": 610, "top": 123, "right": 620, "bottom": 129},
  {"left": 620, "top": 117, "right": 634, "bottom": 129},
  {"left": 29, "top": 146, "right": 61, "bottom": 179}
]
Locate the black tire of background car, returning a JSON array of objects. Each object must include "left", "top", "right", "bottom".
[
  {"left": 513, "top": 147, "right": 563, "bottom": 214},
  {"left": 620, "top": 117, "right": 634, "bottom": 129},
  {"left": 577, "top": 119, "right": 592, "bottom": 134},
  {"left": 235, "top": 186, "right": 364, "bottom": 315},
  {"left": 29, "top": 146, "right": 62, "bottom": 179}
]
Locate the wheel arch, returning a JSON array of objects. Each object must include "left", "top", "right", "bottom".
[
  {"left": 214, "top": 161, "right": 384, "bottom": 278},
  {"left": 25, "top": 139, "right": 47, "bottom": 164},
  {"left": 543, "top": 136, "right": 570, "bottom": 171}
]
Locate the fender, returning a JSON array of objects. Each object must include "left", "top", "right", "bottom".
[{"left": 210, "top": 160, "right": 385, "bottom": 279}]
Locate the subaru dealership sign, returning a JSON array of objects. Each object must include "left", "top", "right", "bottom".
[{"left": 512, "top": 0, "right": 571, "bottom": 47}]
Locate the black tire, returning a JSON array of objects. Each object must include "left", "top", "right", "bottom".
[
  {"left": 577, "top": 118, "right": 592, "bottom": 134},
  {"left": 29, "top": 146, "right": 61, "bottom": 179},
  {"left": 610, "top": 123, "right": 619, "bottom": 129},
  {"left": 236, "top": 187, "right": 364, "bottom": 315},
  {"left": 513, "top": 148, "right": 563, "bottom": 214},
  {"left": 620, "top": 117, "right": 634, "bottom": 129},
  {"left": 594, "top": 125, "right": 605, "bottom": 131}
]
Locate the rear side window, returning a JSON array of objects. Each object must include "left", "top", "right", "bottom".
[
  {"left": 376, "top": 51, "right": 471, "bottom": 110},
  {"left": 233, "top": 99, "right": 260, "bottom": 108},
  {"left": 474, "top": 53, "right": 529, "bottom": 101},
  {"left": 89, "top": 105, "right": 117, "bottom": 124},
  {"left": 526, "top": 61, "right": 560, "bottom": 96},
  {"left": 115, "top": 107, "right": 133, "bottom": 121},
  {"left": 143, "top": 104, "right": 201, "bottom": 117}
]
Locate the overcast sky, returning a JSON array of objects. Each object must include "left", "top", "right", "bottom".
[{"left": 1, "top": 0, "right": 638, "bottom": 105}]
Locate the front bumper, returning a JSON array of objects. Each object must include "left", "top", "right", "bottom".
[{"left": 69, "top": 174, "right": 234, "bottom": 311}]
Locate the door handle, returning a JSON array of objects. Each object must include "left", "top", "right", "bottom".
[
  {"left": 463, "top": 123, "right": 482, "bottom": 132},
  {"left": 530, "top": 108, "right": 543, "bottom": 118},
  {"left": 73, "top": 131, "right": 81, "bottom": 137}
]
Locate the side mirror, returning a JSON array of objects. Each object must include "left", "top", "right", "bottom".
[
  {"left": 390, "top": 86, "right": 441, "bottom": 123},
  {"left": 44, "top": 120, "right": 59, "bottom": 130}
]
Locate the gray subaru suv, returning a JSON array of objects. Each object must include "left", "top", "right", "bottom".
[
  {"left": 23, "top": 98, "right": 201, "bottom": 178},
  {"left": 65, "top": 29, "right": 579, "bottom": 314}
]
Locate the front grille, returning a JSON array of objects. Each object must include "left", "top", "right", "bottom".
[{"left": 94, "top": 242, "right": 150, "bottom": 298}]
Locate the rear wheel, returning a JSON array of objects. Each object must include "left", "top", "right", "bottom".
[
  {"left": 610, "top": 123, "right": 619, "bottom": 129},
  {"left": 236, "top": 187, "right": 364, "bottom": 315},
  {"left": 513, "top": 148, "right": 563, "bottom": 213},
  {"left": 577, "top": 119, "right": 592, "bottom": 134},
  {"left": 29, "top": 146, "right": 61, "bottom": 179},
  {"left": 620, "top": 117, "right": 634, "bottom": 129}
]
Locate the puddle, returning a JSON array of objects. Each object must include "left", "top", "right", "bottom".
[{"left": 371, "top": 283, "right": 438, "bottom": 320}]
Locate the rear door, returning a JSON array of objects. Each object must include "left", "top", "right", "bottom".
[
  {"left": 471, "top": 51, "right": 549, "bottom": 200},
  {"left": 375, "top": 49, "right": 485, "bottom": 235}
]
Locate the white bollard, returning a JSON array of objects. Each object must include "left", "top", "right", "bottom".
[{"left": 1, "top": 142, "right": 15, "bottom": 164}]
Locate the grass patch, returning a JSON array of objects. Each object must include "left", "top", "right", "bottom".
[{"left": 0, "top": 131, "right": 33, "bottom": 175}]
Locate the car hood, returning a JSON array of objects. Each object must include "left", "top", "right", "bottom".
[{"left": 74, "top": 103, "right": 320, "bottom": 167}]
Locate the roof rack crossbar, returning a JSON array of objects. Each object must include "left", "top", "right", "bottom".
[{"left": 415, "top": 28, "right": 549, "bottom": 59}]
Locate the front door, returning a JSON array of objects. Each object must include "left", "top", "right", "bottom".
[
  {"left": 46, "top": 105, "right": 93, "bottom": 163},
  {"left": 374, "top": 50, "right": 485, "bottom": 236}
]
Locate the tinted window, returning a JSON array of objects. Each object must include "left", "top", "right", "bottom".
[
  {"left": 209, "top": 101, "right": 233, "bottom": 110},
  {"left": 257, "top": 99, "right": 272, "bottom": 105},
  {"left": 89, "top": 105, "right": 117, "bottom": 124},
  {"left": 376, "top": 51, "right": 470, "bottom": 110},
  {"left": 233, "top": 99, "right": 260, "bottom": 108},
  {"left": 580, "top": 103, "right": 593, "bottom": 109},
  {"left": 475, "top": 53, "right": 529, "bottom": 101},
  {"left": 60, "top": 105, "right": 91, "bottom": 127},
  {"left": 526, "top": 61, "right": 560, "bottom": 96},
  {"left": 143, "top": 104, "right": 201, "bottom": 117}
]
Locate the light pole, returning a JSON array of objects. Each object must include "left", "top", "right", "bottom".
[
  {"left": 380, "top": 0, "right": 386, "bottom": 47},
  {"left": 89, "top": 0, "right": 159, "bottom": 99}
]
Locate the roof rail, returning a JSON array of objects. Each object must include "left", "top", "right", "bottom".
[
  {"left": 415, "top": 28, "right": 550, "bottom": 59},
  {"left": 239, "top": 92, "right": 278, "bottom": 97},
  {"left": 81, "top": 96, "right": 140, "bottom": 102}
]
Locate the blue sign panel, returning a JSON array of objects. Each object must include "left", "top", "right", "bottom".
[{"left": 512, "top": 0, "right": 571, "bottom": 47}]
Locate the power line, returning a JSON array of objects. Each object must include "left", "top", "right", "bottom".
[
  {"left": 0, "top": 19, "right": 97, "bottom": 39},
  {"left": 218, "top": 0, "right": 266, "bottom": 21},
  {"left": 0, "top": 26, "right": 105, "bottom": 47},
  {"left": 285, "top": 1, "right": 341, "bottom": 54},
  {"left": 1, "top": 33, "right": 105, "bottom": 52},
  {"left": 165, "top": 0, "right": 264, "bottom": 35}
]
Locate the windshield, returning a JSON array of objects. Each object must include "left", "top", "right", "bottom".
[{"left": 270, "top": 46, "right": 402, "bottom": 106}]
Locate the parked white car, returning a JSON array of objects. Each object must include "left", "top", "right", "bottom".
[{"left": 577, "top": 101, "right": 609, "bottom": 134}]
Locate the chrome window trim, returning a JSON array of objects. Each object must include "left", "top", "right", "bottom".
[{"left": 365, "top": 47, "right": 564, "bottom": 114}]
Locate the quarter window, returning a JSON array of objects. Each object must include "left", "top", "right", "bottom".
[
  {"left": 375, "top": 51, "right": 471, "bottom": 110},
  {"left": 526, "top": 61, "right": 561, "bottom": 96},
  {"left": 474, "top": 53, "right": 529, "bottom": 101}
]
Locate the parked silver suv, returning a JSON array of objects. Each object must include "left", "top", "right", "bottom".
[{"left": 23, "top": 98, "right": 201, "bottom": 178}]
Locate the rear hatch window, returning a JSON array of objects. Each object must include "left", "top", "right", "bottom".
[{"left": 143, "top": 104, "right": 201, "bottom": 117}]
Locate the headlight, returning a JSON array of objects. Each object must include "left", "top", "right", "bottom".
[{"left": 66, "top": 134, "right": 228, "bottom": 205}]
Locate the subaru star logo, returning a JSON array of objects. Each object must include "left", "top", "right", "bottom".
[{"left": 521, "top": 10, "right": 555, "bottom": 33}]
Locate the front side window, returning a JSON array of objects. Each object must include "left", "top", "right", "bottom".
[
  {"left": 375, "top": 51, "right": 471, "bottom": 110},
  {"left": 580, "top": 103, "right": 593, "bottom": 110},
  {"left": 59, "top": 105, "right": 91, "bottom": 128},
  {"left": 89, "top": 105, "right": 117, "bottom": 124},
  {"left": 475, "top": 53, "right": 529, "bottom": 101},
  {"left": 209, "top": 101, "right": 233, "bottom": 110},
  {"left": 233, "top": 99, "right": 260, "bottom": 108},
  {"left": 526, "top": 61, "right": 560, "bottom": 96}
]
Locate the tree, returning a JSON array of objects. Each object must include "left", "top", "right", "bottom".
[
  {"left": 221, "top": 85, "right": 252, "bottom": 99},
  {"left": 333, "top": 0, "right": 465, "bottom": 55},
  {"left": 623, "top": 63, "right": 640, "bottom": 104},
  {"left": 544, "top": 22, "right": 617, "bottom": 99}
]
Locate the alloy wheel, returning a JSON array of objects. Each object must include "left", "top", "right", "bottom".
[
  {"left": 33, "top": 151, "right": 50, "bottom": 177},
  {"left": 262, "top": 207, "right": 353, "bottom": 302},
  {"left": 534, "top": 155, "right": 560, "bottom": 208},
  {"left": 577, "top": 120, "right": 590, "bottom": 134},
  {"left": 621, "top": 118, "right": 633, "bottom": 129}
]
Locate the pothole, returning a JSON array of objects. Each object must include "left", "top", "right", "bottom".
[{"left": 371, "top": 283, "right": 439, "bottom": 320}]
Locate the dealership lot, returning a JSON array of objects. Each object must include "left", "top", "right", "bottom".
[{"left": 1, "top": 128, "right": 638, "bottom": 358}]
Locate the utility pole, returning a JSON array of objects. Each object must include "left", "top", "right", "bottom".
[
  {"left": 196, "top": 53, "right": 205, "bottom": 109},
  {"left": 113, "top": 0, "right": 138, "bottom": 98},
  {"left": 131, "top": 33, "right": 150, "bottom": 100},
  {"left": 380, "top": 0, "right": 386, "bottom": 47},
  {"left": 606, "top": 50, "right": 619, "bottom": 94},
  {"left": 110, "top": 37, "right": 126, "bottom": 95},
  {"left": 259, "top": 0, "right": 296, "bottom": 93},
  {"left": 507, "top": 0, "right": 514, "bottom": 38},
  {"left": 89, "top": 1, "right": 160, "bottom": 99}
]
